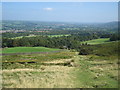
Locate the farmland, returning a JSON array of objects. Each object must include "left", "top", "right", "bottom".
[
  {"left": 1, "top": 20, "right": 119, "bottom": 88},
  {"left": 48, "top": 34, "right": 70, "bottom": 37},
  {"left": 81, "top": 38, "right": 110, "bottom": 45},
  {"left": 11, "top": 34, "right": 71, "bottom": 39},
  {"left": 2, "top": 47, "right": 60, "bottom": 54}
]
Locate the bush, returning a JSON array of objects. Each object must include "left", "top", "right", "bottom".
[{"left": 79, "top": 48, "right": 92, "bottom": 55}]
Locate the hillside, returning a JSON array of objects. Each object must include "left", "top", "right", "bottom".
[
  {"left": 79, "top": 41, "right": 119, "bottom": 56},
  {"left": 81, "top": 38, "right": 110, "bottom": 45},
  {"left": 2, "top": 41, "right": 119, "bottom": 88}
]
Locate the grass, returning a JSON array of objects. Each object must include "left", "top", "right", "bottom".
[
  {"left": 48, "top": 34, "right": 70, "bottom": 37},
  {"left": 2, "top": 53, "right": 118, "bottom": 88},
  {"left": 11, "top": 35, "right": 37, "bottom": 39},
  {"left": 2, "top": 47, "right": 60, "bottom": 54},
  {"left": 75, "top": 55, "right": 118, "bottom": 88},
  {"left": 2, "top": 51, "right": 76, "bottom": 88},
  {"left": 2, "top": 42, "right": 119, "bottom": 88},
  {"left": 81, "top": 38, "right": 110, "bottom": 45},
  {"left": 11, "top": 34, "right": 70, "bottom": 39},
  {"left": 79, "top": 41, "right": 118, "bottom": 56},
  {"left": 2, "top": 51, "right": 75, "bottom": 68},
  {"left": 2, "top": 66, "right": 75, "bottom": 88}
]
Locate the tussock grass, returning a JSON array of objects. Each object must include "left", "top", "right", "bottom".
[
  {"left": 75, "top": 55, "right": 118, "bottom": 88},
  {"left": 2, "top": 50, "right": 118, "bottom": 88}
]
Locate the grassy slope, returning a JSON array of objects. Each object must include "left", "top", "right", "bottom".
[
  {"left": 2, "top": 51, "right": 118, "bottom": 88},
  {"left": 81, "top": 38, "right": 110, "bottom": 45},
  {"left": 2, "top": 47, "right": 60, "bottom": 54},
  {"left": 2, "top": 50, "right": 74, "bottom": 64},
  {"left": 75, "top": 55, "right": 118, "bottom": 88},
  {"left": 2, "top": 42, "right": 118, "bottom": 88},
  {"left": 93, "top": 41, "right": 118, "bottom": 56},
  {"left": 76, "top": 41, "right": 118, "bottom": 88},
  {"left": 2, "top": 51, "right": 76, "bottom": 88},
  {"left": 80, "top": 41, "right": 118, "bottom": 57}
]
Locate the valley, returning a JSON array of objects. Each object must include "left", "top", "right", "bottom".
[{"left": 1, "top": 20, "right": 119, "bottom": 88}]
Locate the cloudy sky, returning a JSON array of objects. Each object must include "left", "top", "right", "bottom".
[{"left": 2, "top": 2, "right": 118, "bottom": 23}]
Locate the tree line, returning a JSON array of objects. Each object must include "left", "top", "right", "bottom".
[
  {"left": 2, "top": 32, "right": 119, "bottom": 50},
  {"left": 2, "top": 33, "right": 99, "bottom": 49}
]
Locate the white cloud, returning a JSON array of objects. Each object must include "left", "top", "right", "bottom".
[{"left": 43, "top": 8, "right": 53, "bottom": 11}]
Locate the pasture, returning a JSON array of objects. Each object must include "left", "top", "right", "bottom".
[
  {"left": 81, "top": 38, "right": 110, "bottom": 45},
  {"left": 11, "top": 34, "right": 70, "bottom": 39},
  {"left": 2, "top": 47, "right": 60, "bottom": 54},
  {"left": 11, "top": 35, "right": 37, "bottom": 39},
  {"left": 48, "top": 34, "right": 70, "bottom": 37}
]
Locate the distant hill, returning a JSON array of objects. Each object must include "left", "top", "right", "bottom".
[
  {"left": 100, "top": 21, "right": 118, "bottom": 29},
  {"left": 2, "top": 20, "right": 118, "bottom": 32}
]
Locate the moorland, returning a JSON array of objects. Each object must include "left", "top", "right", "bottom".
[{"left": 1, "top": 21, "right": 119, "bottom": 88}]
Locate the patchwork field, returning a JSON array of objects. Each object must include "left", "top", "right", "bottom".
[{"left": 81, "top": 38, "right": 110, "bottom": 45}]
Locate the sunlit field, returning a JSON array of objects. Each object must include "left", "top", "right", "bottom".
[{"left": 81, "top": 38, "right": 110, "bottom": 45}]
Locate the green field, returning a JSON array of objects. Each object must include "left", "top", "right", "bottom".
[
  {"left": 48, "top": 34, "right": 70, "bottom": 37},
  {"left": 11, "top": 35, "right": 37, "bottom": 39},
  {"left": 12, "top": 34, "right": 70, "bottom": 39},
  {"left": 2, "top": 47, "right": 60, "bottom": 54},
  {"left": 81, "top": 38, "right": 110, "bottom": 45}
]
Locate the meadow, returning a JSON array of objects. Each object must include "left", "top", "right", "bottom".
[
  {"left": 2, "top": 51, "right": 118, "bottom": 88},
  {"left": 48, "top": 34, "right": 70, "bottom": 37},
  {"left": 2, "top": 41, "right": 119, "bottom": 88},
  {"left": 81, "top": 38, "right": 110, "bottom": 45},
  {"left": 2, "top": 47, "right": 60, "bottom": 54},
  {"left": 11, "top": 34, "right": 70, "bottom": 39}
]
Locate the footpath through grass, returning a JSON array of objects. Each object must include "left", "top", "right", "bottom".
[
  {"left": 74, "top": 55, "right": 118, "bottom": 88},
  {"left": 2, "top": 50, "right": 118, "bottom": 88},
  {"left": 2, "top": 47, "right": 60, "bottom": 54}
]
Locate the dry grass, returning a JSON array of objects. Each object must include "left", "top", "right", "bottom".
[
  {"left": 2, "top": 53, "right": 118, "bottom": 88},
  {"left": 2, "top": 58, "right": 76, "bottom": 88}
]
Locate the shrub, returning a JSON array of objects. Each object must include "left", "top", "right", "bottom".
[{"left": 78, "top": 48, "right": 93, "bottom": 55}]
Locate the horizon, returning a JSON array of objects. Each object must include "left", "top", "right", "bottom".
[
  {"left": 2, "top": 20, "right": 118, "bottom": 24},
  {"left": 2, "top": 2, "right": 118, "bottom": 23}
]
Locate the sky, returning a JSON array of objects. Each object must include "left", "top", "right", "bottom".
[{"left": 2, "top": 2, "right": 118, "bottom": 23}]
